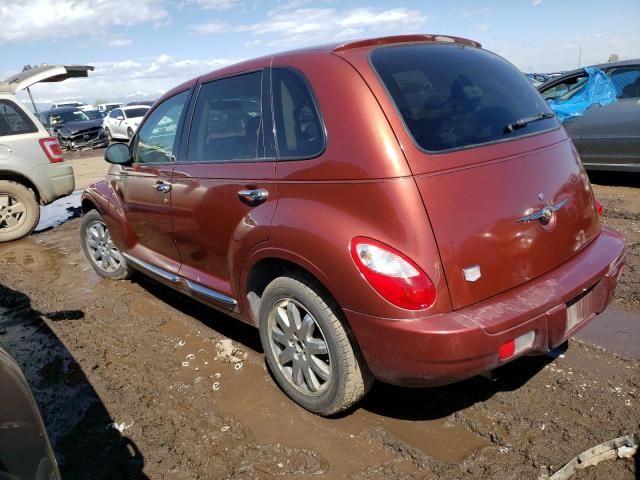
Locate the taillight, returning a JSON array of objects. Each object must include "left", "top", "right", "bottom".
[
  {"left": 594, "top": 198, "right": 603, "bottom": 216},
  {"left": 349, "top": 237, "right": 436, "bottom": 310},
  {"left": 39, "top": 137, "right": 64, "bottom": 163}
]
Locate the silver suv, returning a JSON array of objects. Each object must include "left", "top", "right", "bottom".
[{"left": 0, "top": 65, "right": 92, "bottom": 242}]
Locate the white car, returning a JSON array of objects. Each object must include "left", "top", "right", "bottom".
[
  {"left": 96, "top": 103, "right": 123, "bottom": 112},
  {"left": 51, "top": 100, "right": 93, "bottom": 111},
  {"left": 103, "top": 105, "right": 150, "bottom": 141}
]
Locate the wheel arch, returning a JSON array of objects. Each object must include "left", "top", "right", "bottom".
[
  {"left": 0, "top": 171, "right": 41, "bottom": 203},
  {"left": 244, "top": 254, "right": 341, "bottom": 328}
]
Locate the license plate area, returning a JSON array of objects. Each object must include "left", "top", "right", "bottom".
[{"left": 565, "top": 286, "right": 596, "bottom": 333}]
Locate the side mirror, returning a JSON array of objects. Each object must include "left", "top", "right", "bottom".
[
  {"left": 104, "top": 143, "right": 131, "bottom": 165},
  {"left": 117, "top": 115, "right": 124, "bottom": 121}
]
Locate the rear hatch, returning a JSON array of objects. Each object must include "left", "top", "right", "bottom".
[
  {"left": 369, "top": 43, "right": 601, "bottom": 310},
  {"left": 0, "top": 65, "right": 94, "bottom": 94}
]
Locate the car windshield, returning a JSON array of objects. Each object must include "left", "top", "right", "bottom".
[
  {"left": 84, "top": 110, "right": 104, "bottom": 120},
  {"left": 49, "top": 110, "right": 90, "bottom": 125},
  {"left": 124, "top": 108, "right": 149, "bottom": 119},
  {"left": 371, "top": 43, "right": 558, "bottom": 153}
]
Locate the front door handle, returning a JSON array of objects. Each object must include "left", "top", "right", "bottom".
[
  {"left": 238, "top": 188, "right": 269, "bottom": 204},
  {"left": 153, "top": 181, "right": 171, "bottom": 193}
]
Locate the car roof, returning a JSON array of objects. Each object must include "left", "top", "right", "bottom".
[
  {"left": 122, "top": 105, "right": 150, "bottom": 110},
  {"left": 41, "top": 107, "right": 85, "bottom": 114},
  {"left": 0, "top": 65, "right": 93, "bottom": 94},
  {"left": 539, "top": 58, "right": 640, "bottom": 88}
]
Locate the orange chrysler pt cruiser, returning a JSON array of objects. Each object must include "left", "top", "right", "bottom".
[{"left": 81, "top": 35, "right": 626, "bottom": 415}]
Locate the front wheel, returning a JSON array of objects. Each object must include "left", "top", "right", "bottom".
[
  {"left": 259, "top": 275, "right": 373, "bottom": 416},
  {"left": 80, "top": 210, "right": 132, "bottom": 280},
  {"left": 105, "top": 128, "right": 113, "bottom": 142},
  {"left": 127, "top": 128, "right": 134, "bottom": 140}
]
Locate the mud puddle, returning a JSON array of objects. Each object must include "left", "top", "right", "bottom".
[
  {"left": 575, "top": 306, "right": 640, "bottom": 359},
  {"left": 36, "top": 191, "right": 82, "bottom": 233},
  {"left": 160, "top": 315, "right": 490, "bottom": 477}
]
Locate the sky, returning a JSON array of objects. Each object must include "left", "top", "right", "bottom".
[{"left": 1, "top": 0, "right": 639, "bottom": 105}]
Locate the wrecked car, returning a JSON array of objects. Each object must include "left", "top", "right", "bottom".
[
  {"left": 539, "top": 59, "right": 640, "bottom": 172},
  {"left": 38, "top": 107, "right": 108, "bottom": 151}
]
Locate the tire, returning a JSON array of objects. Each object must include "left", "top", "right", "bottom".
[
  {"left": 105, "top": 128, "right": 112, "bottom": 142},
  {"left": 0, "top": 180, "right": 40, "bottom": 243},
  {"left": 259, "top": 275, "right": 373, "bottom": 416},
  {"left": 80, "top": 210, "right": 132, "bottom": 280},
  {"left": 127, "top": 128, "right": 134, "bottom": 140}
]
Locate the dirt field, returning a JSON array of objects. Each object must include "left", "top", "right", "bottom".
[{"left": 0, "top": 153, "right": 638, "bottom": 479}]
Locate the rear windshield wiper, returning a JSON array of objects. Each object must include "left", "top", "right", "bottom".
[{"left": 504, "top": 112, "right": 555, "bottom": 133}]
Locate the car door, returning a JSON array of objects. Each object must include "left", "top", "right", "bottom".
[
  {"left": 539, "top": 71, "right": 589, "bottom": 154},
  {"left": 111, "top": 90, "right": 191, "bottom": 273},
  {"left": 111, "top": 109, "right": 125, "bottom": 137},
  {"left": 579, "top": 65, "right": 640, "bottom": 167},
  {"left": 171, "top": 69, "right": 276, "bottom": 306}
]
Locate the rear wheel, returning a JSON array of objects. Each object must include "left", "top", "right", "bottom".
[
  {"left": 259, "top": 275, "right": 373, "bottom": 416},
  {"left": 80, "top": 210, "right": 132, "bottom": 280},
  {"left": 0, "top": 181, "right": 40, "bottom": 243}
]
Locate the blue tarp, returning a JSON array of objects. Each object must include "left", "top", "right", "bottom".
[{"left": 547, "top": 67, "right": 617, "bottom": 122}]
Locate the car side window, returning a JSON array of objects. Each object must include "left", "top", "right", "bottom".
[
  {"left": 609, "top": 67, "right": 640, "bottom": 99},
  {"left": 187, "top": 71, "right": 264, "bottom": 162},
  {"left": 0, "top": 100, "right": 38, "bottom": 136},
  {"left": 541, "top": 74, "right": 589, "bottom": 101},
  {"left": 272, "top": 68, "right": 325, "bottom": 159},
  {"left": 132, "top": 90, "right": 189, "bottom": 164}
]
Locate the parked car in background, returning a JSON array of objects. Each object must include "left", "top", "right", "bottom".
[
  {"left": 539, "top": 59, "right": 640, "bottom": 172},
  {"left": 51, "top": 100, "right": 92, "bottom": 111},
  {"left": 81, "top": 34, "right": 625, "bottom": 416},
  {"left": 102, "top": 105, "right": 150, "bottom": 141},
  {"left": 96, "top": 103, "right": 123, "bottom": 113},
  {"left": 83, "top": 109, "right": 106, "bottom": 121},
  {"left": 0, "top": 346, "right": 61, "bottom": 479},
  {"left": 39, "top": 107, "right": 108, "bottom": 151},
  {"left": 0, "top": 65, "right": 84, "bottom": 242}
]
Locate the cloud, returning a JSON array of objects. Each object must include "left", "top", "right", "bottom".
[
  {"left": 191, "top": 5, "right": 427, "bottom": 46},
  {"left": 0, "top": 0, "right": 169, "bottom": 45},
  {"left": 477, "top": 24, "right": 490, "bottom": 32},
  {"left": 108, "top": 38, "right": 134, "bottom": 48},
  {"left": 182, "top": 0, "right": 239, "bottom": 10},
  {"left": 531, "top": 0, "right": 543, "bottom": 6},
  {"left": 189, "top": 22, "right": 230, "bottom": 34},
  {"left": 8, "top": 54, "right": 237, "bottom": 103},
  {"left": 493, "top": 30, "right": 640, "bottom": 72}
]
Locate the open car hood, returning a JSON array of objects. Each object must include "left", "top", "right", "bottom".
[{"left": 0, "top": 65, "right": 94, "bottom": 94}]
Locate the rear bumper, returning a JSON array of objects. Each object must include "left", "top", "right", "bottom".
[
  {"left": 345, "top": 228, "right": 626, "bottom": 386},
  {"left": 34, "top": 162, "right": 75, "bottom": 204}
]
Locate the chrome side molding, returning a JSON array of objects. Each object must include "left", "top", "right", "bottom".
[
  {"left": 122, "top": 252, "right": 237, "bottom": 308},
  {"left": 185, "top": 280, "right": 238, "bottom": 307},
  {"left": 122, "top": 252, "right": 180, "bottom": 283}
]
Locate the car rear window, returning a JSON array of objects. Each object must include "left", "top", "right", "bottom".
[
  {"left": 124, "top": 108, "right": 149, "bottom": 119},
  {"left": 371, "top": 44, "right": 558, "bottom": 153},
  {"left": 0, "top": 100, "right": 38, "bottom": 136}
]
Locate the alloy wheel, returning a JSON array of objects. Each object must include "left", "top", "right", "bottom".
[
  {"left": 84, "top": 220, "right": 124, "bottom": 273},
  {"left": 0, "top": 194, "right": 27, "bottom": 232},
  {"left": 267, "top": 298, "right": 332, "bottom": 396}
]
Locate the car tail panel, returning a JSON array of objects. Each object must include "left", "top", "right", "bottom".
[{"left": 414, "top": 139, "right": 601, "bottom": 309}]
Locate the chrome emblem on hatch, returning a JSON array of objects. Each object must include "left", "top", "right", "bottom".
[
  {"left": 517, "top": 199, "right": 568, "bottom": 225},
  {"left": 538, "top": 192, "right": 544, "bottom": 201}
]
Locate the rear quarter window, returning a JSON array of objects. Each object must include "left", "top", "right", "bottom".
[
  {"left": 0, "top": 100, "right": 38, "bottom": 136},
  {"left": 371, "top": 44, "right": 558, "bottom": 153}
]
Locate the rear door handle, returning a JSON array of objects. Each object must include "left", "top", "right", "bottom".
[
  {"left": 153, "top": 181, "right": 171, "bottom": 193},
  {"left": 238, "top": 188, "right": 269, "bottom": 204}
]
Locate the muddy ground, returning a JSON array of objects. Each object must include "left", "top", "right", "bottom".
[{"left": 0, "top": 156, "right": 639, "bottom": 479}]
